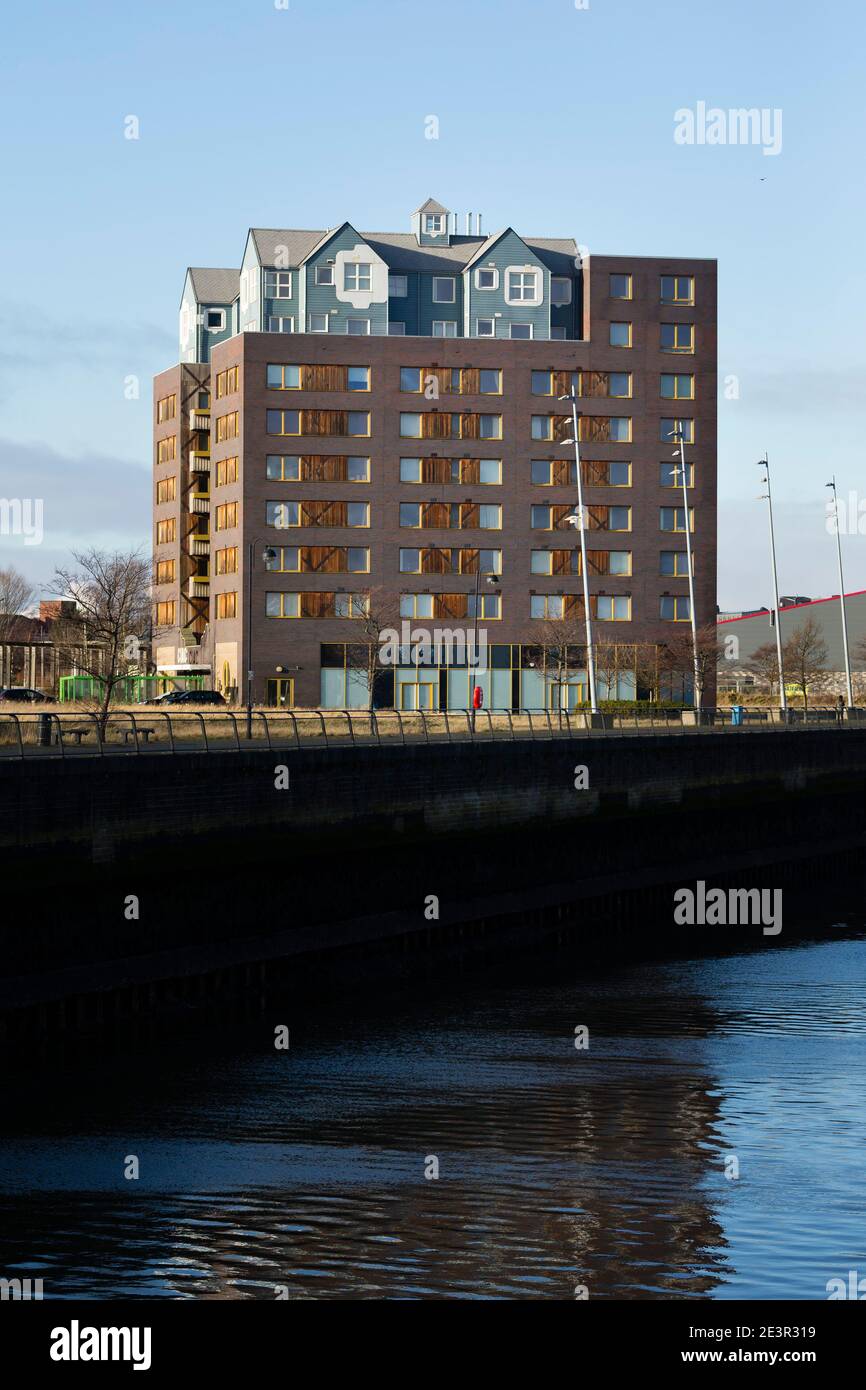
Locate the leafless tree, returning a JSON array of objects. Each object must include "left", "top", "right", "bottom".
[
  {"left": 662, "top": 622, "right": 726, "bottom": 708},
  {"left": 528, "top": 614, "right": 588, "bottom": 715},
  {"left": 748, "top": 641, "right": 782, "bottom": 698},
  {"left": 52, "top": 548, "right": 151, "bottom": 730},
  {"left": 783, "top": 616, "right": 828, "bottom": 715},
  {"left": 345, "top": 586, "right": 403, "bottom": 709},
  {"left": 0, "top": 566, "right": 35, "bottom": 639}
]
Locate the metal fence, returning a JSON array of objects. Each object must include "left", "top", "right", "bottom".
[{"left": 0, "top": 706, "right": 863, "bottom": 759}]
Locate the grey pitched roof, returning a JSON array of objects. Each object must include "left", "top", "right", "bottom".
[
  {"left": 250, "top": 228, "right": 330, "bottom": 266},
  {"left": 244, "top": 227, "right": 580, "bottom": 275},
  {"left": 414, "top": 197, "right": 449, "bottom": 215},
  {"left": 187, "top": 267, "right": 239, "bottom": 303}
]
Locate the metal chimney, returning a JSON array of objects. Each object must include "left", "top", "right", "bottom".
[
  {"left": 476, "top": 212, "right": 483, "bottom": 236},
  {"left": 465, "top": 212, "right": 471, "bottom": 234}
]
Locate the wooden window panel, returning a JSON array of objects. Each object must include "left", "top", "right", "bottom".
[
  {"left": 436, "top": 593, "right": 468, "bottom": 619},
  {"left": 459, "top": 503, "right": 479, "bottom": 529},
  {"left": 422, "top": 547, "right": 451, "bottom": 574},
  {"left": 458, "top": 548, "right": 480, "bottom": 574},
  {"left": 421, "top": 502, "right": 450, "bottom": 529},
  {"left": 551, "top": 549, "right": 572, "bottom": 575},
  {"left": 580, "top": 371, "right": 609, "bottom": 398}
]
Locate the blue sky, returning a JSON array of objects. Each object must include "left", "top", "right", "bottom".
[{"left": 0, "top": 0, "right": 864, "bottom": 608}]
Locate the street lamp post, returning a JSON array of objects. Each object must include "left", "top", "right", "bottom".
[
  {"left": 470, "top": 570, "right": 499, "bottom": 729},
  {"left": 668, "top": 429, "right": 700, "bottom": 712},
  {"left": 757, "top": 455, "right": 787, "bottom": 718},
  {"left": 246, "top": 538, "right": 278, "bottom": 739},
  {"left": 559, "top": 391, "right": 598, "bottom": 716},
  {"left": 826, "top": 476, "right": 854, "bottom": 711}
]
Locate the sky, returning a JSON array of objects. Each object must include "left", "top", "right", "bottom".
[{"left": 0, "top": 0, "right": 864, "bottom": 610}]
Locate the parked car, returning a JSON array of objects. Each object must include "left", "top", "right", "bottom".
[
  {"left": 0, "top": 687, "right": 55, "bottom": 703},
  {"left": 147, "top": 690, "right": 226, "bottom": 706}
]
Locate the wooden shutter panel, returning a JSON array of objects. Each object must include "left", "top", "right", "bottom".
[
  {"left": 580, "top": 371, "right": 609, "bottom": 399},
  {"left": 586, "top": 549, "right": 609, "bottom": 575},
  {"left": 581, "top": 416, "right": 610, "bottom": 443},
  {"left": 422, "top": 547, "right": 451, "bottom": 574},
  {"left": 458, "top": 548, "right": 480, "bottom": 574},
  {"left": 551, "top": 549, "right": 571, "bottom": 575},
  {"left": 460, "top": 457, "right": 480, "bottom": 484},
  {"left": 460, "top": 502, "right": 479, "bottom": 529},
  {"left": 582, "top": 460, "right": 608, "bottom": 487},
  {"left": 551, "top": 504, "right": 572, "bottom": 528},
  {"left": 461, "top": 368, "right": 479, "bottom": 395},
  {"left": 436, "top": 593, "right": 468, "bottom": 619},
  {"left": 460, "top": 412, "right": 480, "bottom": 440},
  {"left": 552, "top": 415, "right": 572, "bottom": 443},
  {"left": 586, "top": 505, "right": 607, "bottom": 531},
  {"left": 551, "top": 370, "right": 572, "bottom": 397},
  {"left": 422, "top": 502, "right": 450, "bottom": 529},
  {"left": 551, "top": 458, "right": 570, "bottom": 486}
]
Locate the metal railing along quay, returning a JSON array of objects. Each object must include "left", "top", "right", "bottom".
[{"left": 0, "top": 707, "right": 862, "bottom": 759}]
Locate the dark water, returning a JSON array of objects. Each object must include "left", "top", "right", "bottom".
[{"left": 1, "top": 930, "right": 865, "bottom": 1300}]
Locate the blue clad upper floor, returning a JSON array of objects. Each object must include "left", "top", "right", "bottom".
[{"left": 179, "top": 198, "right": 582, "bottom": 362}]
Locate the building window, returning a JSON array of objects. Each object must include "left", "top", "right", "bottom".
[
  {"left": 530, "top": 595, "right": 564, "bottom": 620},
  {"left": 267, "top": 364, "right": 301, "bottom": 389},
  {"left": 215, "top": 546, "right": 239, "bottom": 575},
  {"left": 506, "top": 269, "right": 539, "bottom": 303},
  {"left": 661, "top": 323, "right": 694, "bottom": 353},
  {"left": 207, "top": 309, "right": 226, "bottom": 331},
  {"left": 531, "top": 549, "right": 631, "bottom": 577},
  {"left": 216, "top": 366, "right": 240, "bottom": 397},
  {"left": 550, "top": 326, "right": 567, "bottom": 340},
  {"left": 215, "top": 411, "right": 239, "bottom": 442},
  {"left": 551, "top": 276, "right": 572, "bottom": 306},
  {"left": 510, "top": 323, "right": 532, "bottom": 339},
  {"left": 264, "top": 270, "right": 292, "bottom": 298},
  {"left": 424, "top": 214, "right": 445, "bottom": 236},
  {"left": 265, "top": 592, "right": 301, "bottom": 619},
  {"left": 334, "top": 593, "right": 370, "bottom": 618},
  {"left": 660, "top": 418, "right": 694, "bottom": 444},
  {"left": 267, "top": 455, "right": 300, "bottom": 480},
  {"left": 661, "top": 595, "right": 691, "bottom": 621},
  {"left": 215, "top": 457, "right": 239, "bottom": 487},
  {"left": 155, "top": 560, "right": 175, "bottom": 585},
  {"left": 157, "top": 436, "right": 177, "bottom": 464},
  {"left": 216, "top": 591, "right": 238, "bottom": 619},
  {"left": 156, "top": 518, "right": 176, "bottom": 545},
  {"left": 478, "top": 370, "right": 501, "bottom": 394},
  {"left": 315, "top": 265, "right": 334, "bottom": 286},
  {"left": 477, "top": 318, "right": 495, "bottom": 337},
  {"left": 344, "top": 263, "right": 372, "bottom": 292},
  {"left": 660, "top": 461, "right": 694, "bottom": 487},
  {"left": 156, "top": 394, "right": 176, "bottom": 423},
  {"left": 432, "top": 277, "right": 456, "bottom": 304},
  {"left": 155, "top": 601, "right": 176, "bottom": 626},
  {"left": 660, "top": 506, "right": 695, "bottom": 533},
  {"left": 609, "top": 273, "right": 632, "bottom": 300},
  {"left": 661, "top": 373, "right": 695, "bottom": 400},
  {"left": 401, "top": 594, "right": 435, "bottom": 618},
  {"left": 660, "top": 551, "right": 691, "bottom": 576},
  {"left": 610, "top": 322, "right": 632, "bottom": 347},
  {"left": 344, "top": 318, "right": 367, "bottom": 336},
  {"left": 389, "top": 274, "right": 408, "bottom": 297},
  {"left": 607, "top": 418, "right": 631, "bottom": 442},
  {"left": 267, "top": 316, "right": 294, "bottom": 333},
  {"left": 660, "top": 275, "right": 695, "bottom": 305},
  {"left": 266, "top": 409, "right": 370, "bottom": 437},
  {"left": 156, "top": 476, "right": 176, "bottom": 504},
  {"left": 309, "top": 313, "right": 330, "bottom": 332},
  {"left": 389, "top": 322, "right": 406, "bottom": 335},
  {"left": 475, "top": 268, "right": 498, "bottom": 290},
  {"left": 608, "top": 373, "right": 632, "bottom": 397},
  {"left": 467, "top": 593, "right": 501, "bottom": 619},
  {"left": 531, "top": 416, "right": 553, "bottom": 440},
  {"left": 597, "top": 595, "right": 631, "bottom": 621},
  {"left": 214, "top": 502, "right": 238, "bottom": 531},
  {"left": 433, "top": 321, "right": 457, "bottom": 337}
]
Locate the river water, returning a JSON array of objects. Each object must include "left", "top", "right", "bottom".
[{"left": 1, "top": 930, "right": 864, "bottom": 1300}]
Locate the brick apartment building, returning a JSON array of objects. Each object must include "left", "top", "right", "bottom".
[{"left": 152, "top": 198, "right": 717, "bottom": 710}]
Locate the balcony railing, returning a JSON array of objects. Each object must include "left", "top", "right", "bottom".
[
  {"left": 190, "top": 497, "right": 210, "bottom": 514},
  {"left": 189, "top": 450, "right": 211, "bottom": 471},
  {"left": 189, "top": 409, "right": 210, "bottom": 431},
  {"left": 186, "top": 577, "right": 210, "bottom": 597},
  {"left": 190, "top": 538, "right": 210, "bottom": 556}
]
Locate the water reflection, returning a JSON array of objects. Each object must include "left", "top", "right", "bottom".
[{"left": 0, "top": 931, "right": 864, "bottom": 1299}]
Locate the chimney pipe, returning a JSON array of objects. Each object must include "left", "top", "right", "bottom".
[
  {"left": 465, "top": 212, "right": 471, "bottom": 234},
  {"left": 477, "top": 212, "right": 482, "bottom": 236}
]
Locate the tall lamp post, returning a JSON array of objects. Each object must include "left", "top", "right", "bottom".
[
  {"left": 558, "top": 391, "right": 598, "bottom": 715},
  {"left": 668, "top": 429, "right": 700, "bottom": 711},
  {"left": 826, "top": 476, "right": 854, "bottom": 710},
  {"left": 470, "top": 570, "right": 500, "bottom": 727},
  {"left": 246, "top": 538, "right": 278, "bottom": 739},
  {"left": 757, "top": 455, "right": 787, "bottom": 718}
]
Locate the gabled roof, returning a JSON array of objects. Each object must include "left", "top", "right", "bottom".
[
  {"left": 250, "top": 228, "right": 330, "bottom": 267},
  {"left": 414, "top": 197, "right": 449, "bottom": 215},
  {"left": 187, "top": 267, "right": 239, "bottom": 303}
]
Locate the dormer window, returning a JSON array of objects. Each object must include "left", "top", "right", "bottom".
[{"left": 424, "top": 214, "right": 445, "bottom": 236}]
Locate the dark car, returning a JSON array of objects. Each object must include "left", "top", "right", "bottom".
[
  {"left": 0, "top": 687, "right": 55, "bottom": 703},
  {"left": 148, "top": 689, "right": 226, "bottom": 706}
]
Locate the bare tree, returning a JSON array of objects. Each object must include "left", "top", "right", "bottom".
[
  {"left": 0, "top": 566, "right": 36, "bottom": 687},
  {"left": 662, "top": 622, "right": 726, "bottom": 708},
  {"left": 748, "top": 641, "right": 781, "bottom": 698},
  {"left": 345, "top": 586, "right": 403, "bottom": 709},
  {"left": 52, "top": 548, "right": 151, "bottom": 730},
  {"left": 783, "top": 616, "right": 828, "bottom": 715},
  {"left": 528, "top": 614, "right": 588, "bottom": 714}
]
